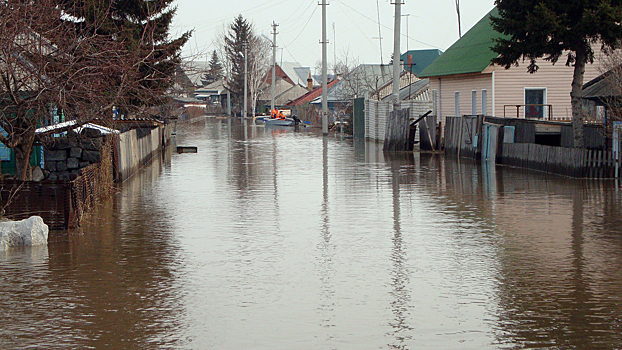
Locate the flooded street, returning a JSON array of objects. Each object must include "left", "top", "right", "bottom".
[{"left": 2, "top": 119, "right": 622, "bottom": 349}]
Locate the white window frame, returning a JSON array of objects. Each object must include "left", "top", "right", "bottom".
[
  {"left": 482, "top": 89, "right": 488, "bottom": 116},
  {"left": 471, "top": 90, "right": 477, "bottom": 115},
  {"left": 455, "top": 91, "right": 460, "bottom": 117},
  {"left": 524, "top": 87, "right": 548, "bottom": 119}
]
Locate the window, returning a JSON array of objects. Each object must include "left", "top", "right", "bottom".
[
  {"left": 482, "top": 90, "right": 488, "bottom": 116},
  {"left": 0, "top": 127, "right": 10, "bottom": 161},
  {"left": 455, "top": 91, "right": 460, "bottom": 117},
  {"left": 432, "top": 89, "right": 438, "bottom": 116},
  {"left": 525, "top": 88, "right": 546, "bottom": 119},
  {"left": 471, "top": 90, "right": 477, "bottom": 115}
]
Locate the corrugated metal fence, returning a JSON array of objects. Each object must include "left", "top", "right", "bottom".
[{"left": 364, "top": 99, "right": 433, "bottom": 142}]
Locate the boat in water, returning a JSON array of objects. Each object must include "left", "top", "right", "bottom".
[
  {"left": 263, "top": 114, "right": 306, "bottom": 127},
  {"left": 264, "top": 117, "right": 296, "bottom": 126}
]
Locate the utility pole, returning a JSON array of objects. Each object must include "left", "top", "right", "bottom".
[
  {"left": 271, "top": 21, "right": 278, "bottom": 112},
  {"left": 333, "top": 22, "right": 337, "bottom": 76},
  {"left": 226, "top": 76, "right": 231, "bottom": 117},
  {"left": 376, "top": 0, "right": 384, "bottom": 66},
  {"left": 456, "top": 0, "right": 462, "bottom": 38},
  {"left": 392, "top": 0, "right": 403, "bottom": 105},
  {"left": 321, "top": 0, "right": 329, "bottom": 135},
  {"left": 243, "top": 42, "right": 248, "bottom": 120}
]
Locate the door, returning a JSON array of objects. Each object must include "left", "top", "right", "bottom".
[{"left": 525, "top": 88, "right": 546, "bottom": 119}]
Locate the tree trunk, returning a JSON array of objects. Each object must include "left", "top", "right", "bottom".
[
  {"left": 14, "top": 134, "right": 35, "bottom": 181},
  {"left": 571, "top": 50, "right": 587, "bottom": 149}
]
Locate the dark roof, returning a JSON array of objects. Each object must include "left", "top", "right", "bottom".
[
  {"left": 401, "top": 49, "right": 443, "bottom": 76},
  {"left": 419, "top": 7, "right": 503, "bottom": 78},
  {"left": 583, "top": 69, "right": 622, "bottom": 101}
]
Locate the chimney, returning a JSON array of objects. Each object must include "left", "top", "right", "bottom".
[{"left": 307, "top": 72, "right": 313, "bottom": 91}]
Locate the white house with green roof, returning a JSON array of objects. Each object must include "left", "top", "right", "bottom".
[{"left": 419, "top": 7, "right": 603, "bottom": 122}]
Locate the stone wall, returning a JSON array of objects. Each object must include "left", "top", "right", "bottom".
[{"left": 43, "top": 130, "right": 105, "bottom": 181}]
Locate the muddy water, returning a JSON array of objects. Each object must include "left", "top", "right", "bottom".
[{"left": 1, "top": 119, "right": 622, "bottom": 349}]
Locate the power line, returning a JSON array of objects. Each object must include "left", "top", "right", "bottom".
[
  {"left": 189, "top": 0, "right": 290, "bottom": 33},
  {"left": 336, "top": 2, "right": 378, "bottom": 52},
  {"left": 284, "top": 4, "right": 318, "bottom": 47},
  {"left": 279, "top": 0, "right": 315, "bottom": 27},
  {"left": 335, "top": 0, "right": 438, "bottom": 49}
]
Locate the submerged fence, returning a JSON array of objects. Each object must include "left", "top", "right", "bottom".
[
  {"left": 1, "top": 137, "right": 114, "bottom": 230},
  {"left": 444, "top": 116, "right": 621, "bottom": 179},
  {"left": 502, "top": 143, "right": 622, "bottom": 178}
]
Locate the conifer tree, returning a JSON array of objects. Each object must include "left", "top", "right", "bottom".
[
  {"left": 61, "top": 0, "right": 191, "bottom": 110},
  {"left": 203, "top": 50, "right": 224, "bottom": 86},
  {"left": 491, "top": 0, "right": 622, "bottom": 148},
  {"left": 224, "top": 15, "right": 255, "bottom": 103}
]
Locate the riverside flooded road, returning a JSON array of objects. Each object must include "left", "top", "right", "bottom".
[{"left": 2, "top": 118, "right": 622, "bottom": 349}]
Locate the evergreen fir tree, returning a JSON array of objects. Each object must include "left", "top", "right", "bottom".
[
  {"left": 491, "top": 0, "right": 622, "bottom": 148},
  {"left": 60, "top": 0, "right": 191, "bottom": 110},
  {"left": 203, "top": 50, "right": 223, "bottom": 86},
  {"left": 224, "top": 15, "right": 255, "bottom": 101}
]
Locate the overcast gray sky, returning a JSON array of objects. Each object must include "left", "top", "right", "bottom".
[{"left": 171, "top": 0, "right": 495, "bottom": 70}]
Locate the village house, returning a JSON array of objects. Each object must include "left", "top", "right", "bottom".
[
  {"left": 264, "top": 61, "right": 318, "bottom": 88},
  {"left": 419, "top": 7, "right": 604, "bottom": 122}
]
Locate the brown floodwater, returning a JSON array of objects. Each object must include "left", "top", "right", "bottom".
[{"left": 2, "top": 118, "right": 622, "bottom": 349}]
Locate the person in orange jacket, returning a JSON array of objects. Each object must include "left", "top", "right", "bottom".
[
  {"left": 271, "top": 108, "right": 278, "bottom": 119},
  {"left": 277, "top": 110, "right": 286, "bottom": 120}
]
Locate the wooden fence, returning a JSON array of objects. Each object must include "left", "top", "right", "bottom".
[
  {"left": 501, "top": 143, "right": 621, "bottom": 178},
  {"left": 444, "top": 116, "right": 483, "bottom": 159},
  {"left": 0, "top": 137, "right": 114, "bottom": 230},
  {"left": 445, "top": 116, "right": 620, "bottom": 178}
]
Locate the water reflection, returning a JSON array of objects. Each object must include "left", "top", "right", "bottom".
[
  {"left": 432, "top": 158, "right": 622, "bottom": 349},
  {"left": 385, "top": 152, "right": 415, "bottom": 349},
  {"left": 318, "top": 136, "right": 337, "bottom": 338},
  {"left": 2, "top": 120, "right": 622, "bottom": 349}
]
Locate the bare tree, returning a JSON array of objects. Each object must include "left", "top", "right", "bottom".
[
  {"left": 0, "top": 0, "right": 188, "bottom": 180},
  {"left": 590, "top": 50, "right": 622, "bottom": 145},
  {"left": 333, "top": 50, "right": 390, "bottom": 103},
  {"left": 217, "top": 15, "right": 270, "bottom": 116},
  {"left": 1, "top": 1, "right": 130, "bottom": 180},
  {"left": 247, "top": 36, "right": 271, "bottom": 117}
]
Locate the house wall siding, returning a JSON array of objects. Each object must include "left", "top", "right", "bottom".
[
  {"left": 429, "top": 73, "right": 492, "bottom": 125},
  {"left": 493, "top": 57, "right": 601, "bottom": 120},
  {"left": 430, "top": 49, "right": 605, "bottom": 122}
]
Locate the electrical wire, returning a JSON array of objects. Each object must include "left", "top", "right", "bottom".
[
  {"left": 334, "top": 0, "right": 439, "bottom": 49},
  {"left": 189, "top": 0, "right": 291, "bottom": 33},
  {"left": 335, "top": 2, "right": 379, "bottom": 53},
  {"left": 283, "top": 4, "right": 318, "bottom": 47}
]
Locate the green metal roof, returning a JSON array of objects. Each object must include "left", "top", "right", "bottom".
[
  {"left": 400, "top": 49, "right": 443, "bottom": 76},
  {"left": 419, "top": 8, "right": 504, "bottom": 78}
]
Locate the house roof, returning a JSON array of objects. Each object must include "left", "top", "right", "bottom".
[
  {"left": 259, "top": 78, "right": 297, "bottom": 101},
  {"left": 418, "top": 7, "right": 502, "bottom": 78},
  {"left": 400, "top": 49, "right": 443, "bottom": 76},
  {"left": 583, "top": 69, "right": 622, "bottom": 101},
  {"left": 275, "top": 85, "right": 309, "bottom": 105},
  {"left": 381, "top": 78, "right": 430, "bottom": 102},
  {"left": 181, "top": 60, "right": 210, "bottom": 87},
  {"left": 279, "top": 62, "right": 318, "bottom": 87},
  {"left": 286, "top": 79, "right": 340, "bottom": 106},
  {"left": 310, "top": 64, "right": 393, "bottom": 104},
  {"left": 35, "top": 120, "right": 120, "bottom": 136}
]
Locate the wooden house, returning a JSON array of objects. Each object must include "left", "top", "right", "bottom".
[{"left": 419, "top": 7, "right": 603, "bottom": 122}]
